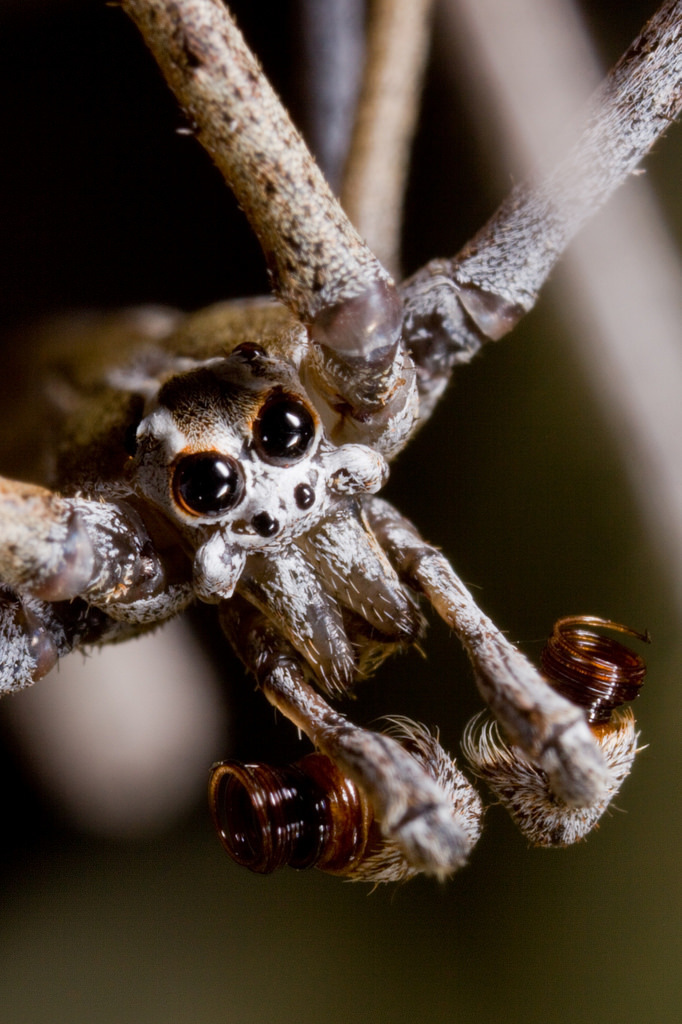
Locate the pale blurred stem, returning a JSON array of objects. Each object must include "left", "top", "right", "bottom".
[
  {"left": 341, "top": 0, "right": 435, "bottom": 277},
  {"left": 403, "top": 0, "right": 682, "bottom": 345}
]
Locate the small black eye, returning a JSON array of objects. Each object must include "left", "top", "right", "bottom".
[
  {"left": 254, "top": 392, "right": 315, "bottom": 465},
  {"left": 294, "top": 483, "right": 315, "bottom": 510},
  {"left": 251, "top": 512, "right": 280, "bottom": 537},
  {"left": 173, "top": 452, "right": 245, "bottom": 517},
  {"left": 232, "top": 342, "right": 267, "bottom": 364}
]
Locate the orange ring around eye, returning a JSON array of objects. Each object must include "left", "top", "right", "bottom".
[{"left": 172, "top": 451, "right": 245, "bottom": 517}]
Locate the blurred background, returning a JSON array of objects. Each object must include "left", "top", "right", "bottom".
[{"left": 1, "top": 1, "right": 681, "bottom": 1021}]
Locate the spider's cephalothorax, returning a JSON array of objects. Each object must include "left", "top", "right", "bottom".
[
  {"left": 1, "top": 0, "right": 677, "bottom": 880},
  {"left": 137, "top": 339, "right": 385, "bottom": 558},
  {"left": 129, "top": 310, "right": 424, "bottom": 696}
]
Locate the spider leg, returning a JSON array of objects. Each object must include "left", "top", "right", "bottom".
[
  {"left": 122, "top": 0, "right": 418, "bottom": 456},
  {"left": 237, "top": 543, "right": 356, "bottom": 699},
  {"left": 236, "top": 501, "right": 425, "bottom": 699},
  {"left": 220, "top": 595, "right": 478, "bottom": 878},
  {"left": 0, "top": 586, "right": 121, "bottom": 694},
  {"left": 401, "top": 0, "right": 682, "bottom": 426},
  {"left": 0, "top": 476, "right": 192, "bottom": 691},
  {"left": 298, "top": 501, "right": 425, "bottom": 644},
  {"left": 0, "top": 477, "right": 172, "bottom": 608},
  {"left": 1, "top": 587, "right": 67, "bottom": 691},
  {"left": 462, "top": 709, "right": 640, "bottom": 847},
  {"left": 364, "top": 495, "right": 609, "bottom": 809},
  {"left": 0, "top": 478, "right": 94, "bottom": 603}
]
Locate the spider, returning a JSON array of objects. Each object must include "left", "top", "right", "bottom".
[{"left": 0, "top": 0, "right": 678, "bottom": 881}]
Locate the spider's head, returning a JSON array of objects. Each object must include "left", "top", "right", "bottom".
[{"left": 132, "top": 343, "right": 387, "bottom": 600}]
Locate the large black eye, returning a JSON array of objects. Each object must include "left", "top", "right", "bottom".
[
  {"left": 253, "top": 392, "right": 315, "bottom": 465},
  {"left": 172, "top": 453, "right": 245, "bottom": 517}
]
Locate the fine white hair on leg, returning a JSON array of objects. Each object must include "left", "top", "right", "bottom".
[
  {"left": 364, "top": 495, "right": 609, "bottom": 809},
  {"left": 463, "top": 709, "right": 640, "bottom": 846}
]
